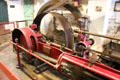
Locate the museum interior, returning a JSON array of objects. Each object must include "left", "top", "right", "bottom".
[{"left": 0, "top": 0, "right": 120, "bottom": 80}]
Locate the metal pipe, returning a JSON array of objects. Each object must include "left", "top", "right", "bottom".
[
  {"left": 0, "top": 22, "right": 14, "bottom": 25},
  {"left": 10, "top": 41, "right": 56, "bottom": 69},
  {"left": 35, "top": 52, "right": 67, "bottom": 66},
  {"left": 74, "top": 30, "right": 120, "bottom": 41},
  {"left": 10, "top": 41, "right": 73, "bottom": 80},
  {"left": 89, "top": 49, "right": 120, "bottom": 61}
]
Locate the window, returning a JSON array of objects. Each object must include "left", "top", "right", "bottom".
[{"left": 114, "top": 1, "right": 120, "bottom": 12}]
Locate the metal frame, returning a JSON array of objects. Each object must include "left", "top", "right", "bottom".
[{"left": 10, "top": 40, "right": 120, "bottom": 80}]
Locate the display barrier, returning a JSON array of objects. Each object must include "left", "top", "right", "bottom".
[
  {"left": 0, "top": 61, "right": 19, "bottom": 80},
  {"left": 0, "top": 20, "right": 33, "bottom": 36}
]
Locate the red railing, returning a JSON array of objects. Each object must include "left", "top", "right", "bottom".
[
  {"left": 0, "top": 20, "right": 33, "bottom": 36},
  {"left": 0, "top": 61, "right": 19, "bottom": 80}
]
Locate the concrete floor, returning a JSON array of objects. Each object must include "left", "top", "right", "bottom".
[
  {"left": 0, "top": 33, "right": 67, "bottom": 80},
  {"left": 0, "top": 42, "right": 68, "bottom": 80},
  {"left": 0, "top": 69, "right": 10, "bottom": 80},
  {"left": 0, "top": 42, "right": 31, "bottom": 80}
]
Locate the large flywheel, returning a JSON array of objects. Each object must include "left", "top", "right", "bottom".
[
  {"left": 33, "top": 0, "right": 82, "bottom": 49},
  {"left": 40, "top": 12, "right": 74, "bottom": 49}
]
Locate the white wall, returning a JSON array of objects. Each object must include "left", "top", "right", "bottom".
[
  {"left": 88, "top": 0, "right": 109, "bottom": 51},
  {"left": 7, "top": 0, "right": 24, "bottom": 22},
  {"left": 106, "top": 0, "right": 120, "bottom": 36},
  {"left": 6, "top": 0, "right": 50, "bottom": 27},
  {"left": 88, "top": 0, "right": 120, "bottom": 51},
  {"left": 104, "top": 0, "right": 120, "bottom": 44},
  {"left": 34, "top": 0, "right": 50, "bottom": 17}
]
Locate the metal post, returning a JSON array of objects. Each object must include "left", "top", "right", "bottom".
[
  {"left": 16, "top": 44, "right": 21, "bottom": 68},
  {"left": 25, "top": 20, "right": 28, "bottom": 27},
  {"left": 16, "top": 21, "right": 19, "bottom": 28},
  {"left": 13, "top": 22, "right": 15, "bottom": 29}
]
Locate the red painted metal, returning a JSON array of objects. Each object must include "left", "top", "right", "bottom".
[
  {"left": 11, "top": 26, "right": 120, "bottom": 80},
  {"left": 12, "top": 28, "right": 40, "bottom": 60},
  {"left": 0, "top": 22, "right": 15, "bottom": 35},
  {"left": 10, "top": 40, "right": 120, "bottom": 80},
  {"left": 19, "top": 28, "right": 38, "bottom": 50},
  {"left": 38, "top": 41, "right": 63, "bottom": 59},
  {"left": 0, "top": 61, "right": 19, "bottom": 80},
  {"left": 12, "top": 27, "right": 39, "bottom": 51},
  {"left": 30, "top": 24, "right": 37, "bottom": 30},
  {"left": 78, "top": 33, "right": 93, "bottom": 48},
  {"left": 57, "top": 53, "right": 120, "bottom": 80},
  {"left": 10, "top": 40, "right": 56, "bottom": 69},
  {"left": 16, "top": 44, "right": 21, "bottom": 66},
  {"left": 78, "top": 33, "right": 93, "bottom": 59}
]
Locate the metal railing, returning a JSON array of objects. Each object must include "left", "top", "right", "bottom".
[{"left": 0, "top": 20, "right": 33, "bottom": 36}]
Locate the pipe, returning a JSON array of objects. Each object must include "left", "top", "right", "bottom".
[
  {"left": 74, "top": 30, "right": 120, "bottom": 41},
  {"left": 10, "top": 40, "right": 56, "bottom": 69},
  {"left": 10, "top": 40, "right": 74, "bottom": 80}
]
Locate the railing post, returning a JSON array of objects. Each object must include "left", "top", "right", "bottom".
[
  {"left": 25, "top": 20, "right": 28, "bottom": 27},
  {"left": 16, "top": 44, "right": 21, "bottom": 68},
  {"left": 16, "top": 21, "right": 19, "bottom": 28},
  {"left": 13, "top": 22, "right": 15, "bottom": 29}
]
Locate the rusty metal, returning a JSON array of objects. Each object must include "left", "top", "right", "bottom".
[
  {"left": 44, "top": 0, "right": 68, "bottom": 13},
  {"left": 50, "top": 12, "right": 74, "bottom": 49},
  {"left": 33, "top": 0, "right": 81, "bottom": 49},
  {"left": 33, "top": 0, "right": 82, "bottom": 49},
  {"left": 34, "top": 12, "right": 74, "bottom": 49},
  {"left": 33, "top": 0, "right": 81, "bottom": 30}
]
